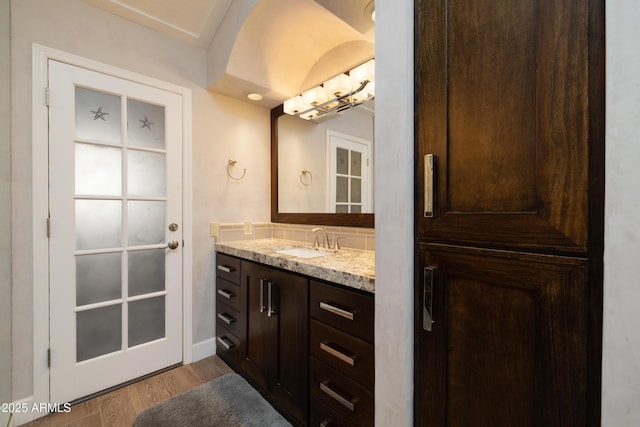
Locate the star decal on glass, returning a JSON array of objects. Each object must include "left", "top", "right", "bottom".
[
  {"left": 90, "top": 107, "right": 109, "bottom": 121},
  {"left": 139, "top": 116, "right": 154, "bottom": 130}
]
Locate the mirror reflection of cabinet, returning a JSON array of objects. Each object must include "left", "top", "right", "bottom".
[{"left": 271, "top": 103, "right": 375, "bottom": 228}]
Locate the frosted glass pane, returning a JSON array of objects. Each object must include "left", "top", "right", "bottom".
[
  {"left": 128, "top": 249, "right": 165, "bottom": 297},
  {"left": 77, "top": 305, "right": 122, "bottom": 362},
  {"left": 128, "top": 150, "right": 166, "bottom": 197},
  {"left": 336, "top": 176, "right": 348, "bottom": 203},
  {"left": 76, "top": 200, "right": 122, "bottom": 250},
  {"left": 129, "top": 297, "right": 165, "bottom": 347},
  {"left": 128, "top": 201, "right": 165, "bottom": 246},
  {"left": 75, "top": 87, "right": 121, "bottom": 144},
  {"left": 337, "top": 148, "right": 348, "bottom": 175},
  {"left": 351, "top": 178, "right": 362, "bottom": 203},
  {"left": 351, "top": 205, "right": 362, "bottom": 213},
  {"left": 75, "top": 143, "right": 122, "bottom": 196},
  {"left": 128, "top": 99, "right": 165, "bottom": 149},
  {"left": 336, "top": 205, "right": 348, "bottom": 213},
  {"left": 76, "top": 252, "right": 122, "bottom": 306},
  {"left": 351, "top": 151, "right": 362, "bottom": 177}
]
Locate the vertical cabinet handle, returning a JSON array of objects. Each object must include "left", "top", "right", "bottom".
[
  {"left": 259, "top": 279, "right": 267, "bottom": 313},
  {"left": 424, "top": 153, "right": 434, "bottom": 217},
  {"left": 267, "top": 281, "right": 278, "bottom": 317},
  {"left": 423, "top": 267, "right": 435, "bottom": 331}
]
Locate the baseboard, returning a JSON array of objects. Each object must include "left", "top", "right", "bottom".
[
  {"left": 192, "top": 337, "right": 217, "bottom": 362},
  {"left": 8, "top": 396, "right": 38, "bottom": 426}
]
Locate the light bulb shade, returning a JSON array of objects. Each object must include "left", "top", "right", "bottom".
[
  {"left": 283, "top": 95, "right": 304, "bottom": 115},
  {"left": 302, "top": 86, "right": 327, "bottom": 106},
  {"left": 350, "top": 59, "right": 375, "bottom": 85},
  {"left": 300, "top": 110, "right": 319, "bottom": 120},
  {"left": 324, "top": 73, "right": 352, "bottom": 97}
]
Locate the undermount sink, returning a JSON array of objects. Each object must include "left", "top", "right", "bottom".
[{"left": 274, "top": 247, "right": 330, "bottom": 259}]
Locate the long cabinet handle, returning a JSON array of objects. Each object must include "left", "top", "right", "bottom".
[
  {"left": 319, "top": 419, "right": 333, "bottom": 427},
  {"left": 267, "top": 281, "right": 278, "bottom": 317},
  {"left": 320, "top": 342, "right": 356, "bottom": 366},
  {"left": 319, "top": 381, "right": 356, "bottom": 412},
  {"left": 423, "top": 267, "right": 435, "bottom": 331},
  {"left": 217, "top": 289, "right": 234, "bottom": 299},
  {"left": 217, "top": 264, "right": 235, "bottom": 273},
  {"left": 259, "top": 279, "right": 267, "bottom": 313},
  {"left": 424, "top": 153, "right": 434, "bottom": 217},
  {"left": 319, "top": 302, "right": 354, "bottom": 321},
  {"left": 217, "top": 313, "right": 235, "bottom": 325},
  {"left": 216, "top": 336, "right": 234, "bottom": 350}
]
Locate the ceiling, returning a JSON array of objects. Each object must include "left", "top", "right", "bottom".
[{"left": 82, "top": 0, "right": 375, "bottom": 107}]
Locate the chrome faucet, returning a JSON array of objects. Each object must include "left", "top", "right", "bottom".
[{"left": 312, "top": 228, "right": 332, "bottom": 249}]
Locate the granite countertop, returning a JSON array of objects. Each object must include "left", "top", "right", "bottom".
[{"left": 215, "top": 238, "right": 375, "bottom": 293}]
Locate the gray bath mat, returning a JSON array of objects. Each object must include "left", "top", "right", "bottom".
[{"left": 133, "top": 373, "right": 292, "bottom": 427}]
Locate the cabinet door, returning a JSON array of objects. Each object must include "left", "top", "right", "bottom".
[
  {"left": 269, "top": 268, "right": 309, "bottom": 424},
  {"left": 415, "top": 244, "right": 588, "bottom": 427},
  {"left": 415, "top": 0, "right": 600, "bottom": 254},
  {"left": 239, "top": 261, "right": 271, "bottom": 390}
]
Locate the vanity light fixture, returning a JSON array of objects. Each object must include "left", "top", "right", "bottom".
[{"left": 283, "top": 59, "right": 375, "bottom": 120}]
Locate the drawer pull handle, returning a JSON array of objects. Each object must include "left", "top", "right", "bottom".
[
  {"left": 217, "top": 289, "right": 235, "bottom": 299},
  {"left": 320, "top": 302, "right": 354, "bottom": 321},
  {"left": 217, "top": 264, "right": 235, "bottom": 273},
  {"left": 319, "top": 380, "right": 356, "bottom": 412},
  {"left": 320, "top": 342, "right": 356, "bottom": 366},
  {"left": 216, "top": 336, "right": 234, "bottom": 350},
  {"left": 217, "top": 313, "right": 235, "bottom": 325},
  {"left": 319, "top": 419, "right": 333, "bottom": 427}
]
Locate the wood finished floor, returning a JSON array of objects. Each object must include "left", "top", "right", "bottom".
[{"left": 23, "top": 355, "right": 234, "bottom": 427}]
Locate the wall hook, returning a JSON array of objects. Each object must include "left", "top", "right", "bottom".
[
  {"left": 226, "top": 159, "right": 246, "bottom": 180},
  {"left": 300, "top": 169, "right": 313, "bottom": 186}
]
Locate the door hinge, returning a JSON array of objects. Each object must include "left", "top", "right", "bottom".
[
  {"left": 47, "top": 348, "right": 51, "bottom": 368},
  {"left": 46, "top": 87, "right": 51, "bottom": 107},
  {"left": 47, "top": 217, "right": 51, "bottom": 238}
]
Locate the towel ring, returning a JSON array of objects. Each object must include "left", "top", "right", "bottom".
[
  {"left": 300, "top": 169, "right": 313, "bottom": 186},
  {"left": 226, "top": 159, "right": 246, "bottom": 180}
]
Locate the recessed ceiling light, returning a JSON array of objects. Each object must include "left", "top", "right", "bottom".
[{"left": 247, "top": 93, "right": 263, "bottom": 101}]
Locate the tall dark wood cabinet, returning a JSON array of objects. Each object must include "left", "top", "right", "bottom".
[
  {"left": 414, "top": 0, "right": 604, "bottom": 426},
  {"left": 240, "top": 260, "right": 309, "bottom": 426}
]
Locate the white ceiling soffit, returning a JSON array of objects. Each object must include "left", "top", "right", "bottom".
[
  {"left": 208, "top": 0, "right": 374, "bottom": 108},
  {"left": 81, "top": 0, "right": 232, "bottom": 47}
]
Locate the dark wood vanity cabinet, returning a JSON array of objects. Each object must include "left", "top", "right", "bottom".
[
  {"left": 239, "top": 260, "right": 309, "bottom": 425},
  {"left": 309, "top": 281, "right": 375, "bottom": 427},
  {"left": 414, "top": 0, "right": 604, "bottom": 426}
]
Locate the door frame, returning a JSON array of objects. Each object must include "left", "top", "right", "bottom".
[{"left": 31, "top": 44, "right": 193, "bottom": 418}]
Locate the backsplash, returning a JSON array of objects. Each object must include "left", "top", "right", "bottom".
[{"left": 215, "top": 222, "right": 375, "bottom": 252}]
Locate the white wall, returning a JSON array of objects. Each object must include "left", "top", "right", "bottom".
[
  {"left": 1, "top": 0, "right": 12, "bottom": 422},
  {"left": 374, "top": 0, "right": 414, "bottom": 425},
  {"left": 602, "top": 0, "right": 640, "bottom": 424},
  {"left": 10, "top": 0, "right": 270, "bottom": 401}
]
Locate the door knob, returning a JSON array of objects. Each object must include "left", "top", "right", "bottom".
[
  {"left": 168, "top": 222, "right": 179, "bottom": 231},
  {"left": 166, "top": 240, "right": 179, "bottom": 249}
]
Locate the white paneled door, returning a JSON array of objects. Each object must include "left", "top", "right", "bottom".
[{"left": 48, "top": 60, "right": 183, "bottom": 403}]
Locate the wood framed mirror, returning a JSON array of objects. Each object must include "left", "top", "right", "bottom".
[{"left": 271, "top": 105, "right": 374, "bottom": 228}]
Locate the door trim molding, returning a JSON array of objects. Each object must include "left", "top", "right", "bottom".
[{"left": 31, "top": 43, "right": 193, "bottom": 421}]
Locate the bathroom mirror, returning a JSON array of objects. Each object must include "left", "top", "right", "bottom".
[{"left": 271, "top": 102, "right": 375, "bottom": 228}]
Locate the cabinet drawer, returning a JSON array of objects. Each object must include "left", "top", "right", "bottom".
[
  {"left": 310, "top": 281, "right": 374, "bottom": 343},
  {"left": 216, "top": 325, "right": 242, "bottom": 365},
  {"left": 216, "top": 278, "right": 240, "bottom": 311},
  {"left": 216, "top": 300, "right": 241, "bottom": 337},
  {"left": 310, "top": 358, "right": 373, "bottom": 427},
  {"left": 216, "top": 253, "right": 241, "bottom": 284},
  {"left": 310, "top": 319, "right": 374, "bottom": 390},
  {"left": 310, "top": 395, "right": 355, "bottom": 427}
]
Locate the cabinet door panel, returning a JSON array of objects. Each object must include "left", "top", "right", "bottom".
[
  {"left": 270, "top": 268, "right": 308, "bottom": 424},
  {"left": 240, "top": 261, "right": 270, "bottom": 390},
  {"left": 416, "top": 0, "right": 590, "bottom": 254},
  {"left": 415, "top": 244, "right": 588, "bottom": 427}
]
